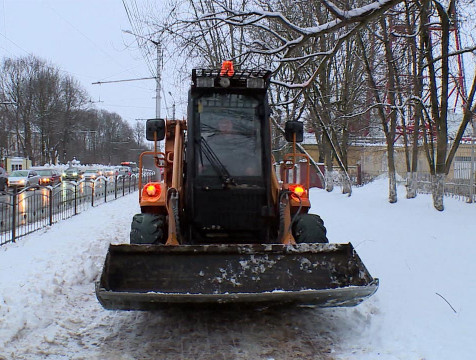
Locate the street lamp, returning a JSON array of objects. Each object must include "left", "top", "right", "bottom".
[{"left": 168, "top": 91, "right": 176, "bottom": 119}]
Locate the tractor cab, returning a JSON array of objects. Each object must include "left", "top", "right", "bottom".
[{"left": 184, "top": 64, "right": 274, "bottom": 244}]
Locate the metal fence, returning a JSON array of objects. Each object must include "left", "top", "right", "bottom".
[
  {"left": 415, "top": 173, "right": 476, "bottom": 203},
  {"left": 333, "top": 169, "right": 476, "bottom": 202},
  {"left": 0, "top": 174, "right": 148, "bottom": 246}
]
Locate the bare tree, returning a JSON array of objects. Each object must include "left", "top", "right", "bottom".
[
  {"left": 394, "top": 0, "right": 425, "bottom": 199},
  {"left": 135, "top": 0, "right": 476, "bottom": 208},
  {"left": 0, "top": 55, "right": 141, "bottom": 166},
  {"left": 417, "top": 0, "right": 476, "bottom": 210},
  {"left": 358, "top": 21, "right": 400, "bottom": 203},
  {"left": 133, "top": 121, "right": 145, "bottom": 148},
  {"left": 31, "top": 65, "right": 62, "bottom": 165},
  {"left": 143, "top": 0, "right": 402, "bottom": 193},
  {"left": 56, "top": 75, "right": 88, "bottom": 163},
  {"left": 0, "top": 56, "right": 39, "bottom": 162}
]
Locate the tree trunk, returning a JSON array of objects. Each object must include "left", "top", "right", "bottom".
[
  {"left": 325, "top": 170, "right": 334, "bottom": 192},
  {"left": 387, "top": 145, "right": 397, "bottom": 203},
  {"left": 389, "top": 170, "right": 397, "bottom": 203},
  {"left": 323, "top": 136, "right": 334, "bottom": 192},
  {"left": 406, "top": 122, "right": 420, "bottom": 200},
  {"left": 431, "top": 173, "right": 445, "bottom": 211},
  {"left": 342, "top": 176, "right": 352, "bottom": 195},
  {"left": 406, "top": 171, "right": 418, "bottom": 199}
]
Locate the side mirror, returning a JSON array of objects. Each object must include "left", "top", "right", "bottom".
[
  {"left": 146, "top": 119, "right": 166, "bottom": 141},
  {"left": 284, "top": 120, "right": 303, "bottom": 143}
]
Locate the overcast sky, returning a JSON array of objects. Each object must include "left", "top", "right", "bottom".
[
  {"left": 2, "top": 0, "right": 475, "bottom": 128},
  {"left": 0, "top": 0, "right": 185, "bottom": 126}
]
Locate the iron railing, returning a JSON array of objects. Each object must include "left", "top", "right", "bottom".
[
  {"left": 415, "top": 175, "right": 476, "bottom": 203},
  {"left": 331, "top": 169, "right": 476, "bottom": 202},
  {"left": 0, "top": 174, "right": 150, "bottom": 246}
]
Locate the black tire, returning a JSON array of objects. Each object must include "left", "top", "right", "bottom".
[
  {"left": 292, "top": 214, "right": 328, "bottom": 244},
  {"left": 130, "top": 213, "right": 166, "bottom": 244}
]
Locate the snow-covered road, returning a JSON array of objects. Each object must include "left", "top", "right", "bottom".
[
  {"left": 1, "top": 180, "right": 475, "bottom": 359},
  {"left": 0, "top": 194, "right": 347, "bottom": 359}
]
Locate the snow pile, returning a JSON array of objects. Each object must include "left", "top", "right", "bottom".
[
  {"left": 0, "top": 180, "right": 474, "bottom": 359},
  {"left": 0, "top": 195, "right": 136, "bottom": 358},
  {"left": 310, "top": 179, "right": 475, "bottom": 359}
]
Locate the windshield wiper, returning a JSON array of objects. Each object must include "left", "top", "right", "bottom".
[{"left": 199, "top": 136, "right": 235, "bottom": 187}]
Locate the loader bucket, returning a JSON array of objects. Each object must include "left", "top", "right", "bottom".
[{"left": 95, "top": 243, "right": 378, "bottom": 310}]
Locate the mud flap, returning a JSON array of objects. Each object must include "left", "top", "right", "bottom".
[{"left": 96, "top": 243, "right": 378, "bottom": 310}]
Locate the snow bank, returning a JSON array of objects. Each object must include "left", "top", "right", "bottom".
[{"left": 310, "top": 179, "right": 476, "bottom": 359}]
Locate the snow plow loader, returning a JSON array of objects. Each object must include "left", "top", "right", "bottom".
[{"left": 96, "top": 62, "right": 378, "bottom": 310}]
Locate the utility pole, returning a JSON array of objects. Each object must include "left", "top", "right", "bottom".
[
  {"left": 102, "top": 30, "right": 163, "bottom": 119},
  {"left": 156, "top": 39, "right": 162, "bottom": 119},
  {"left": 96, "top": 31, "right": 164, "bottom": 154}
]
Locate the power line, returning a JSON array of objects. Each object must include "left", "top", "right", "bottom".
[
  {"left": 46, "top": 2, "right": 157, "bottom": 92},
  {"left": 101, "top": 103, "right": 153, "bottom": 109},
  {"left": 92, "top": 76, "right": 156, "bottom": 85},
  {"left": 47, "top": 3, "right": 126, "bottom": 71},
  {"left": 0, "top": 30, "right": 94, "bottom": 81},
  {"left": 0, "top": 30, "right": 31, "bottom": 56},
  {"left": 122, "top": 0, "right": 156, "bottom": 77},
  {"left": 130, "top": 0, "right": 157, "bottom": 75}
]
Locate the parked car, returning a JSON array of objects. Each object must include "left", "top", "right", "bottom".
[
  {"left": 116, "top": 166, "right": 132, "bottom": 177},
  {"left": 62, "top": 167, "right": 82, "bottom": 181},
  {"left": 81, "top": 169, "right": 100, "bottom": 181},
  {"left": 103, "top": 168, "right": 116, "bottom": 177},
  {"left": 36, "top": 168, "right": 62, "bottom": 186},
  {"left": 7, "top": 169, "right": 41, "bottom": 188}
]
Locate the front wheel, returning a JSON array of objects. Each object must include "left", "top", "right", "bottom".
[
  {"left": 130, "top": 213, "right": 166, "bottom": 244},
  {"left": 292, "top": 214, "right": 328, "bottom": 244}
]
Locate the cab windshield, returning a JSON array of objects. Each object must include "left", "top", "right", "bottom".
[{"left": 197, "top": 94, "right": 262, "bottom": 177}]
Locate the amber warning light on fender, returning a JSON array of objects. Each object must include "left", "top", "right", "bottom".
[
  {"left": 289, "top": 184, "right": 306, "bottom": 198},
  {"left": 142, "top": 183, "right": 161, "bottom": 198}
]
